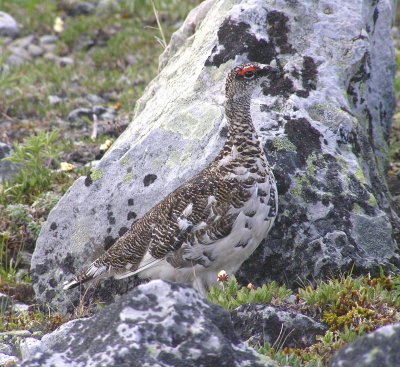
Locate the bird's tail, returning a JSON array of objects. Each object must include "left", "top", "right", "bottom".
[{"left": 63, "top": 262, "right": 107, "bottom": 290}]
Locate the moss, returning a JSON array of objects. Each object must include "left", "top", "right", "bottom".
[
  {"left": 123, "top": 172, "right": 133, "bottom": 184},
  {"left": 272, "top": 136, "right": 297, "bottom": 152},
  {"left": 120, "top": 156, "right": 129, "bottom": 166},
  {"left": 354, "top": 166, "right": 367, "bottom": 185},
  {"left": 368, "top": 193, "right": 378, "bottom": 207},
  {"left": 90, "top": 169, "right": 103, "bottom": 182}
]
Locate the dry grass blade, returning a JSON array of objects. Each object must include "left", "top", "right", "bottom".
[{"left": 151, "top": 0, "right": 167, "bottom": 49}]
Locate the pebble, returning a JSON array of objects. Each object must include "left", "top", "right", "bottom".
[
  {"left": 68, "top": 2, "right": 96, "bottom": 16},
  {"left": 8, "top": 35, "right": 34, "bottom": 49},
  {"left": 20, "top": 337, "right": 42, "bottom": 361},
  {"left": 0, "top": 142, "right": 19, "bottom": 182},
  {"left": 0, "top": 353, "right": 18, "bottom": 366},
  {"left": 27, "top": 43, "right": 45, "bottom": 57},
  {"left": 39, "top": 34, "right": 58, "bottom": 45},
  {"left": 8, "top": 46, "right": 32, "bottom": 61},
  {"left": 58, "top": 56, "right": 74, "bottom": 66},
  {"left": 48, "top": 95, "right": 63, "bottom": 105},
  {"left": 0, "top": 12, "right": 19, "bottom": 38},
  {"left": 12, "top": 303, "right": 30, "bottom": 313},
  {"left": 0, "top": 343, "right": 13, "bottom": 355},
  {"left": 68, "top": 107, "right": 93, "bottom": 121}
]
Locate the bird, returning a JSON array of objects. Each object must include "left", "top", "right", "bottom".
[{"left": 63, "top": 62, "right": 279, "bottom": 295}]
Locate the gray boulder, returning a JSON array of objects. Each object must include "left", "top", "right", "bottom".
[
  {"left": 0, "top": 12, "right": 19, "bottom": 38},
  {"left": 330, "top": 323, "right": 400, "bottom": 367},
  {"left": 231, "top": 304, "right": 327, "bottom": 349},
  {"left": 21, "top": 280, "right": 276, "bottom": 367},
  {"left": 31, "top": 0, "right": 398, "bottom": 313}
]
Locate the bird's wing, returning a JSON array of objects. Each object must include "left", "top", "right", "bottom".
[{"left": 63, "top": 167, "right": 253, "bottom": 289}]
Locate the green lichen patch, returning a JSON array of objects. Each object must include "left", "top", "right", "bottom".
[
  {"left": 90, "top": 169, "right": 103, "bottom": 182},
  {"left": 123, "top": 172, "right": 133, "bottom": 184},
  {"left": 272, "top": 136, "right": 297, "bottom": 152}
]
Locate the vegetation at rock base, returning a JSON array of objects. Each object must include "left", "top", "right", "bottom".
[
  {"left": 0, "top": 1, "right": 399, "bottom": 366},
  {"left": 210, "top": 272, "right": 400, "bottom": 366}
]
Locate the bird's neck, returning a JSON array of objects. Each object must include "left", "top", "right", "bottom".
[{"left": 224, "top": 94, "right": 260, "bottom": 155}]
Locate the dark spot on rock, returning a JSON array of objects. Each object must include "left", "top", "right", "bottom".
[
  {"left": 143, "top": 174, "right": 157, "bottom": 187},
  {"left": 372, "top": 7, "right": 379, "bottom": 26},
  {"left": 107, "top": 227, "right": 112, "bottom": 234},
  {"left": 38, "top": 284, "right": 45, "bottom": 294},
  {"left": 50, "top": 222, "right": 57, "bottom": 231},
  {"left": 322, "top": 197, "right": 330, "bottom": 206},
  {"left": 346, "top": 52, "right": 370, "bottom": 106},
  {"left": 267, "top": 10, "right": 295, "bottom": 54},
  {"left": 263, "top": 74, "right": 294, "bottom": 97},
  {"left": 35, "top": 264, "right": 48, "bottom": 275},
  {"left": 128, "top": 198, "right": 134, "bottom": 206},
  {"left": 45, "top": 289, "right": 56, "bottom": 302},
  {"left": 127, "top": 211, "right": 137, "bottom": 220},
  {"left": 324, "top": 139, "right": 328, "bottom": 145},
  {"left": 49, "top": 278, "right": 57, "bottom": 288},
  {"left": 84, "top": 171, "right": 93, "bottom": 186},
  {"left": 107, "top": 211, "right": 116, "bottom": 225},
  {"left": 104, "top": 236, "right": 116, "bottom": 251},
  {"left": 301, "top": 56, "right": 318, "bottom": 92},
  {"left": 205, "top": 18, "right": 275, "bottom": 67},
  {"left": 220, "top": 125, "right": 229, "bottom": 138},
  {"left": 284, "top": 118, "right": 321, "bottom": 165},
  {"left": 119, "top": 227, "right": 129, "bottom": 237},
  {"left": 61, "top": 253, "right": 75, "bottom": 274}
]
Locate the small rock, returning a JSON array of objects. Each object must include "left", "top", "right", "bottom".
[
  {"left": 48, "top": 95, "right": 63, "bottom": 105},
  {"left": 0, "top": 343, "right": 13, "bottom": 355},
  {"left": 6, "top": 53, "right": 26, "bottom": 66},
  {"left": 0, "top": 353, "right": 18, "bottom": 366},
  {"left": 27, "top": 43, "right": 45, "bottom": 57},
  {"left": 20, "top": 337, "right": 43, "bottom": 361},
  {"left": 58, "top": 56, "right": 74, "bottom": 66},
  {"left": 0, "top": 142, "right": 19, "bottom": 182},
  {"left": 231, "top": 304, "right": 327, "bottom": 349},
  {"left": 68, "top": 108, "right": 93, "bottom": 121},
  {"left": 8, "top": 35, "right": 34, "bottom": 49},
  {"left": 12, "top": 303, "right": 30, "bottom": 313},
  {"left": 8, "top": 46, "right": 32, "bottom": 61},
  {"left": 97, "top": 0, "right": 120, "bottom": 11},
  {"left": 39, "top": 35, "right": 58, "bottom": 45},
  {"left": 41, "top": 43, "right": 56, "bottom": 52},
  {"left": 0, "top": 12, "right": 19, "bottom": 38},
  {"left": 65, "top": 1, "right": 96, "bottom": 16},
  {"left": 86, "top": 94, "right": 105, "bottom": 104},
  {"left": 125, "top": 53, "right": 137, "bottom": 65},
  {"left": 43, "top": 52, "right": 57, "bottom": 61}
]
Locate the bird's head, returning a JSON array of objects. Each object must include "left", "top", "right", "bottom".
[{"left": 225, "top": 62, "right": 279, "bottom": 100}]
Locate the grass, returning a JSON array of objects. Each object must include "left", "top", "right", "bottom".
[{"left": 209, "top": 271, "right": 400, "bottom": 366}]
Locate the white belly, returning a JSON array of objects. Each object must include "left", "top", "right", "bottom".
[{"left": 139, "top": 180, "right": 277, "bottom": 295}]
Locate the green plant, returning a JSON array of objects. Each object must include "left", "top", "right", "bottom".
[
  {"left": 1, "top": 130, "right": 65, "bottom": 205},
  {"left": 208, "top": 276, "right": 292, "bottom": 310}
]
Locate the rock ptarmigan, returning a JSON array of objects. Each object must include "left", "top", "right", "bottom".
[{"left": 64, "top": 63, "right": 279, "bottom": 295}]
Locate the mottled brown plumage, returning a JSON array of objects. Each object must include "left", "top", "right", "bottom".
[{"left": 64, "top": 63, "right": 278, "bottom": 294}]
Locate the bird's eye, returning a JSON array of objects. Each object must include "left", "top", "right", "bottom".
[{"left": 244, "top": 70, "right": 255, "bottom": 78}]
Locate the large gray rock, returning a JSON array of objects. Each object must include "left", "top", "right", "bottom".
[
  {"left": 330, "top": 323, "right": 400, "bottom": 367},
  {"left": 0, "top": 12, "right": 19, "bottom": 38},
  {"left": 231, "top": 304, "right": 327, "bottom": 349},
  {"left": 21, "top": 280, "right": 276, "bottom": 367},
  {"left": 31, "top": 0, "right": 399, "bottom": 313}
]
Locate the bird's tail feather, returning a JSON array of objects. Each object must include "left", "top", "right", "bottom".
[{"left": 63, "top": 263, "right": 107, "bottom": 290}]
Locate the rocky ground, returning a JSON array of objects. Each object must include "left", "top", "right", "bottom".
[{"left": 0, "top": 1, "right": 400, "bottom": 367}]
